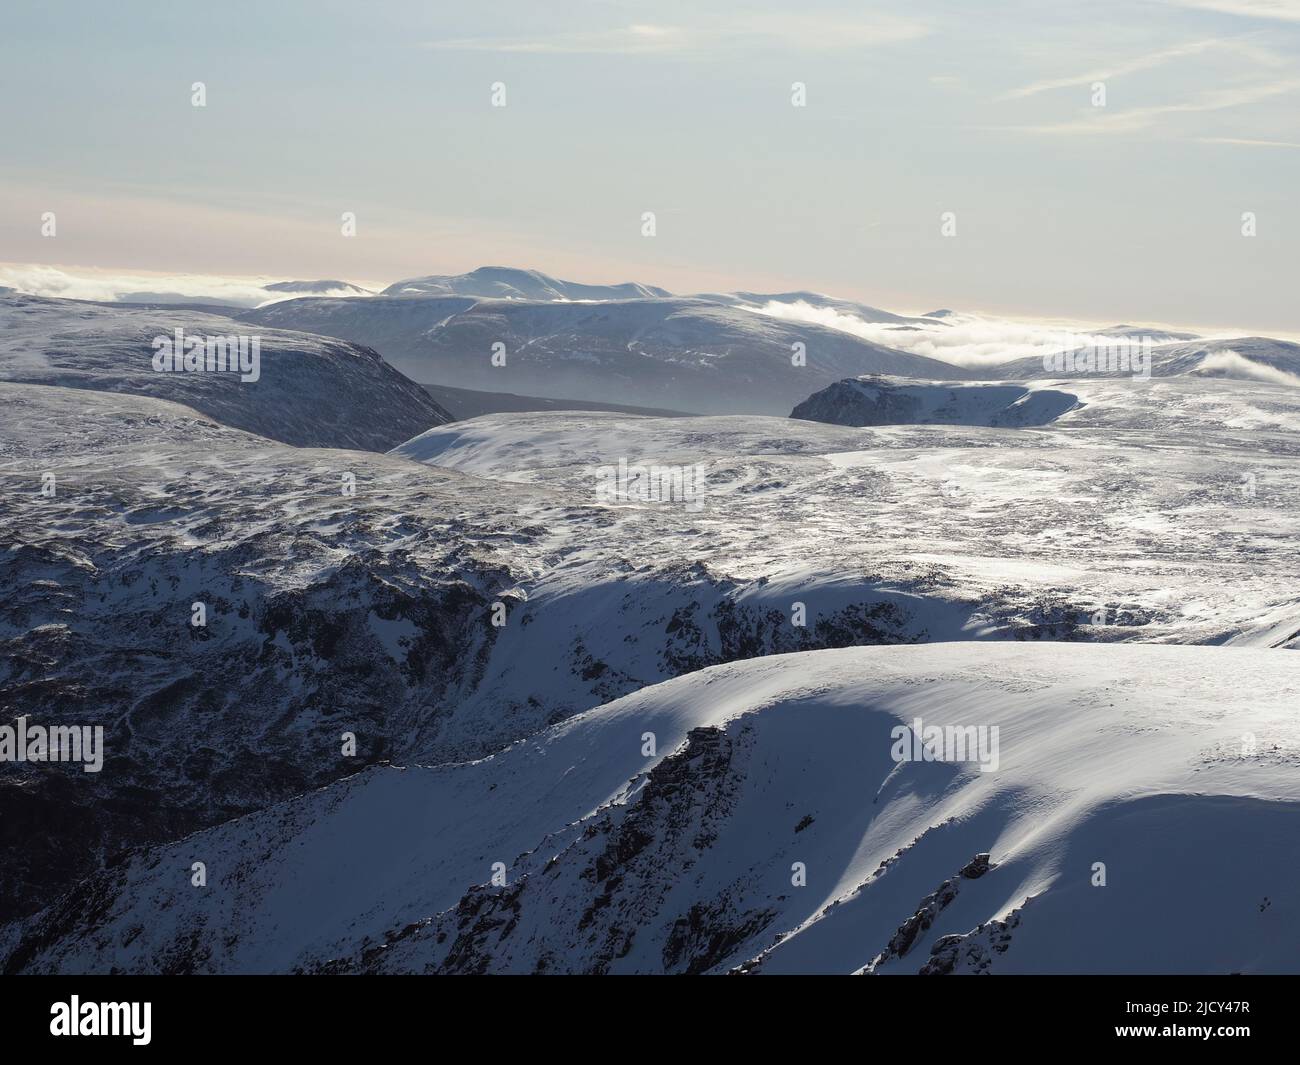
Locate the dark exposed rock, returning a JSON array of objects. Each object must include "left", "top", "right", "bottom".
[
  {"left": 874, "top": 852, "right": 998, "bottom": 967},
  {"left": 662, "top": 899, "right": 778, "bottom": 975},
  {"left": 919, "top": 910, "right": 1021, "bottom": 975},
  {"left": 792, "top": 376, "right": 1078, "bottom": 429},
  {"left": 320, "top": 725, "right": 769, "bottom": 975}
]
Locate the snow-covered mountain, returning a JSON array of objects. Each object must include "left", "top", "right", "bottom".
[
  {"left": 7, "top": 642, "right": 1296, "bottom": 974},
  {"left": 9, "top": 367, "right": 1298, "bottom": 933},
  {"left": 0, "top": 293, "right": 451, "bottom": 450},
  {"left": 698, "top": 289, "right": 936, "bottom": 326},
  {"left": 3, "top": 280, "right": 1298, "bottom": 976},
  {"left": 242, "top": 294, "right": 970, "bottom": 414},
  {"left": 263, "top": 280, "right": 374, "bottom": 298},
  {"left": 235, "top": 269, "right": 1300, "bottom": 416},
  {"left": 381, "top": 266, "right": 672, "bottom": 301},
  {"left": 1091, "top": 324, "right": 1201, "bottom": 342}
]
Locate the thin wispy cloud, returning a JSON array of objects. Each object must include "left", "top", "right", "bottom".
[
  {"left": 427, "top": 23, "right": 690, "bottom": 55},
  {"left": 1164, "top": 0, "right": 1300, "bottom": 21},
  {"left": 993, "top": 76, "right": 1300, "bottom": 135},
  {"left": 5, "top": 2, "right": 1298, "bottom": 330},
  {"left": 997, "top": 38, "right": 1269, "bottom": 101},
  {"left": 1197, "top": 135, "right": 1300, "bottom": 145},
  {"left": 424, "top": 14, "right": 929, "bottom": 55}
]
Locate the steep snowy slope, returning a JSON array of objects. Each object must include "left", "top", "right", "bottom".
[
  {"left": 7, "top": 643, "right": 1296, "bottom": 975},
  {"left": 0, "top": 293, "right": 451, "bottom": 450},
  {"left": 242, "top": 294, "right": 971, "bottom": 413},
  {"left": 0, "top": 381, "right": 516, "bottom": 922}
]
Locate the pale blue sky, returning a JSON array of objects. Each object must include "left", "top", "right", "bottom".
[{"left": 2, "top": 0, "right": 1298, "bottom": 330}]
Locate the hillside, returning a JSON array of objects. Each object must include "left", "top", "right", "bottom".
[
  {"left": 0, "top": 293, "right": 450, "bottom": 450},
  {"left": 243, "top": 295, "right": 970, "bottom": 414},
  {"left": 7, "top": 643, "right": 1296, "bottom": 974}
]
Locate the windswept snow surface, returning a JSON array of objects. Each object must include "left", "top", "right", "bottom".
[
  {"left": 7, "top": 643, "right": 1297, "bottom": 974},
  {"left": 392, "top": 380, "right": 1300, "bottom": 655}
]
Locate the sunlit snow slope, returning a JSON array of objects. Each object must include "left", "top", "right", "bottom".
[
  {"left": 7, "top": 643, "right": 1296, "bottom": 974},
  {"left": 0, "top": 293, "right": 450, "bottom": 450}
]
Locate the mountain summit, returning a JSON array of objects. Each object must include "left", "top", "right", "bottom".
[{"left": 381, "top": 266, "right": 672, "bottom": 302}]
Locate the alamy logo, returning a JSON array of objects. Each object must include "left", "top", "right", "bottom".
[
  {"left": 0, "top": 716, "right": 104, "bottom": 772},
  {"left": 890, "top": 717, "right": 1000, "bottom": 773},
  {"left": 151, "top": 327, "right": 261, "bottom": 382},
  {"left": 50, "top": 997, "right": 151, "bottom": 1045},
  {"left": 595, "top": 458, "right": 707, "bottom": 511},
  {"left": 1042, "top": 337, "right": 1152, "bottom": 380}
]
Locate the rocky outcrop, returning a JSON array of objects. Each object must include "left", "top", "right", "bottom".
[
  {"left": 312, "top": 726, "right": 778, "bottom": 975},
  {"left": 791, "top": 376, "right": 1078, "bottom": 427},
  {"left": 919, "top": 910, "right": 1021, "bottom": 975},
  {"left": 873, "top": 853, "right": 996, "bottom": 968}
]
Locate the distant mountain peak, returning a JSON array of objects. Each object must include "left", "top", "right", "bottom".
[
  {"left": 263, "top": 280, "right": 372, "bottom": 295},
  {"left": 381, "top": 266, "right": 672, "bottom": 302}
]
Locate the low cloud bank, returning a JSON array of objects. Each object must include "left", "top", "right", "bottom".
[
  {"left": 748, "top": 299, "right": 1173, "bottom": 369},
  {"left": 0, "top": 264, "right": 371, "bottom": 309},
  {"left": 1197, "top": 349, "right": 1300, "bottom": 387}
]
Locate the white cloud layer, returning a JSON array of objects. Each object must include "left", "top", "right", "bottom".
[
  {"left": 0, "top": 264, "right": 371, "bottom": 309},
  {"left": 746, "top": 300, "right": 1160, "bottom": 368},
  {"left": 1197, "top": 349, "right": 1300, "bottom": 385},
  {"left": 425, "top": 14, "right": 928, "bottom": 55},
  {"left": 1165, "top": 0, "right": 1300, "bottom": 20},
  {"left": 997, "top": 39, "right": 1229, "bottom": 101},
  {"left": 996, "top": 76, "right": 1300, "bottom": 136}
]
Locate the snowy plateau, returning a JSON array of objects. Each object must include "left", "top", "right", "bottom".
[{"left": 1, "top": 269, "right": 1297, "bottom": 975}]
